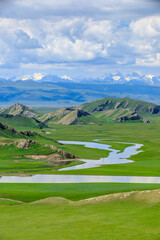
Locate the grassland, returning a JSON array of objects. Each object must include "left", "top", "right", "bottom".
[
  {"left": 39, "top": 122, "right": 160, "bottom": 177},
  {"left": 0, "top": 189, "right": 160, "bottom": 240},
  {"left": 0, "top": 183, "right": 160, "bottom": 202},
  {"left": 0, "top": 117, "right": 160, "bottom": 240},
  {"left": 1, "top": 120, "right": 160, "bottom": 176}
]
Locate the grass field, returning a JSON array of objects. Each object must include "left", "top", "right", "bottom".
[
  {"left": 1, "top": 121, "right": 160, "bottom": 176},
  {"left": 0, "top": 189, "right": 160, "bottom": 240},
  {"left": 40, "top": 122, "right": 160, "bottom": 176},
  {"left": 0, "top": 120, "right": 160, "bottom": 239},
  {"left": 1, "top": 182, "right": 160, "bottom": 202}
]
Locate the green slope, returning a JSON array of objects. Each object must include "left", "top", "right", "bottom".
[
  {"left": 42, "top": 97, "right": 160, "bottom": 125},
  {"left": 78, "top": 97, "right": 160, "bottom": 116},
  {"left": 0, "top": 115, "right": 46, "bottom": 130},
  {"left": 0, "top": 103, "right": 47, "bottom": 130}
]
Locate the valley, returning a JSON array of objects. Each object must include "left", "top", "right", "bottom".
[{"left": 0, "top": 97, "right": 160, "bottom": 240}]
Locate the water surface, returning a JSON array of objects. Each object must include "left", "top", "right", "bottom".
[
  {"left": 1, "top": 174, "right": 160, "bottom": 183},
  {"left": 58, "top": 140, "right": 143, "bottom": 171}
]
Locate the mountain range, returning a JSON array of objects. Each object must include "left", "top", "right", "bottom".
[
  {"left": 1, "top": 79, "right": 160, "bottom": 107},
  {"left": 3, "top": 72, "right": 160, "bottom": 85}
]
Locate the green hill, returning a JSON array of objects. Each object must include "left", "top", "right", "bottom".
[
  {"left": 0, "top": 103, "right": 46, "bottom": 130},
  {"left": 42, "top": 97, "right": 160, "bottom": 125},
  {"left": 0, "top": 103, "right": 39, "bottom": 118},
  {"left": 0, "top": 122, "right": 20, "bottom": 139},
  {"left": 0, "top": 115, "right": 46, "bottom": 130},
  {"left": 78, "top": 97, "right": 160, "bottom": 115}
]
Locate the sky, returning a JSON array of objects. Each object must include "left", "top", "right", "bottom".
[{"left": 0, "top": 0, "right": 160, "bottom": 78}]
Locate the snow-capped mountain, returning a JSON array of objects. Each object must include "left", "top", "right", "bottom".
[
  {"left": 92, "top": 72, "right": 160, "bottom": 85},
  {"left": 2, "top": 72, "right": 160, "bottom": 85}
]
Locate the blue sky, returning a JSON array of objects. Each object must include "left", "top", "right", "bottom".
[{"left": 0, "top": 0, "right": 160, "bottom": 78}]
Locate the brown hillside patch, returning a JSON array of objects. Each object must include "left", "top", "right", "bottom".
[
  {"left": 30, "top": 197, "right": 71, "bottom": 205},
  {"left": 25, "top": 153, "right": 63, "bottom": 160},
  {"left": 28, "top": 189, "right": 160, "bottom": 206},
  {"left": 77, "top": 189, "right": 160, "bottom": 205}
]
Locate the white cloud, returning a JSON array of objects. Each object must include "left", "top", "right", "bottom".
[
  {"left": 0, "top": 1, "right": 160, "bottom": 72},
  {"left": 39, "top": 36, "right": 108, "bottom": 61},
  {"left": 129, "top": 16, "right": 160, "bottom": 66},
  {"left": 83, "top": 19, "right": 113, "bottom": 43},
  {"left": 130, "top": 16, "right": 160, "bottom": 39},
  {"left": 136, "top": 53, "right": 160, "bottom": 66}
]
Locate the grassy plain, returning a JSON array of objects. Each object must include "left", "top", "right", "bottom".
[
  {"left": 0, "top": 191, "right": 160, "bottom": 240},
  {"left": 0, "top": 120, "right": 160, "bottom": 240},
  {"left": 1, "top": 121, "right": 160, "bottom": 176},
  {"left": 1, "top": 183, "right": 160, "bottom": 202},
  {"left": 39, "top": 122, "right": 160, "bottom": 176}
]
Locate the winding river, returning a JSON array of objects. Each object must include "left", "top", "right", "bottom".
[
  {"left": 1, "top": 140, "right": 160, "bottom": 183},
  {"left": 58, "top": 140, "right": 142, "bottom": 171}
]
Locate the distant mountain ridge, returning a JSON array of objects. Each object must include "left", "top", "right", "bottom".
[
  {"left": 1, "top": 80, "right": 160, "bottom": 106},
  {"left": 4, "top": 72, "right": 160, "bottom": 85}
]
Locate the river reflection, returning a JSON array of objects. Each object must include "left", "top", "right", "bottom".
[{"left": 1, "top": 174, "right": 160, "bottom": 183}]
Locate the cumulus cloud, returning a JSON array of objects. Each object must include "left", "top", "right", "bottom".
[
  {"left": 0, "top": 0, "right": 159, "bottom": 73},
  {"left": 130, "top": 16, "right": 160, "bottom": 38},
  {"left": 129, "top": 16, "right": 160, "bottom": 66}
]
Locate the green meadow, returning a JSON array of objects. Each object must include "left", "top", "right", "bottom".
[
  {"left": 0, "top": 118, "right": 160, "bottom": 240},
  {"left": 39, "top": 122, "right": 160, "bottom": 177},
  {"left": 1, "top": 183, "right": 160, "bottom": 202},
  {"left": 1, "top": 121, "right": 160, "bottom": 176},
  {"left": 0, "top": 190, "right": 160, "bottom": 240}
]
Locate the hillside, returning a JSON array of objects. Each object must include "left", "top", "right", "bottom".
[
  {"left": 42, "top": 97, "right": 160, "bottom": 125},
  {"left": 0, "top": 103, "right": 39, "bottom": 118},
  {"left": 39, "top": 107, "right": 74, "bottom": 122},
  {"left": 0, "top": 122, "right": 79, "bottom": 174},
  {"left": 0, "top": 115, "right": 46, "bottom": 130},
  {"left": 0, "top": 122, "right": 19, "bottom": 138},
  {"left": 78, "top": 97, "right": 160, "bottom": 115},
  {"left": 39, "top": 107, "right": 90, "bottom": 125},
  {"left": 0, "top": 103, "right": 47, "bottom": 130}
]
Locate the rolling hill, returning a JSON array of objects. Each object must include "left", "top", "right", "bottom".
[
  {"left": 41, "top": 97, "right": 160, "bottom": 125},
  {"left": 78, "top": 97, "right": 160, "bottom": 115},
  {"left": 0, "top": 103, "right": 46, "bottom": 129}
]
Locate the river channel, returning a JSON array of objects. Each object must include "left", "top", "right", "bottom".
[{"left": 1, "top": 140, "right": 160, "bottom": 183}]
